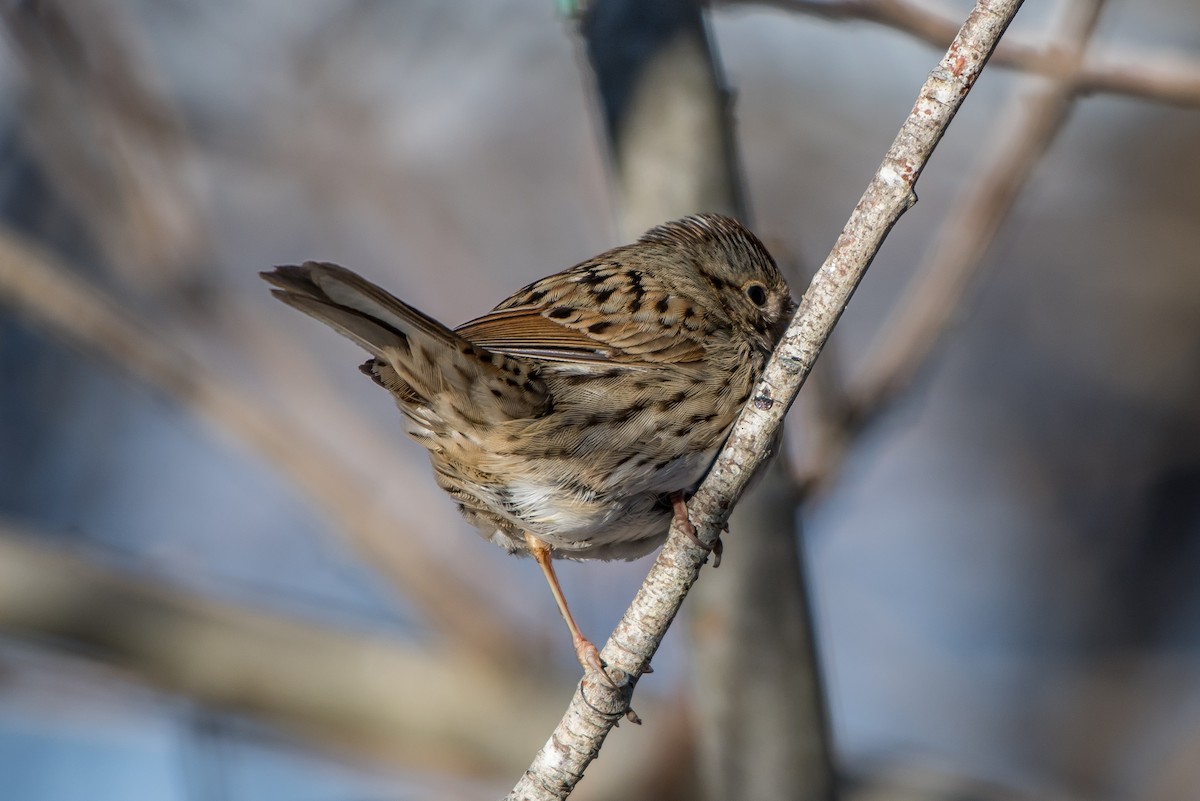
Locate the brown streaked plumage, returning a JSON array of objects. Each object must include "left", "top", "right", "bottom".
[{"left": 262, "top": 213, "right": 794, "bottom": 681}]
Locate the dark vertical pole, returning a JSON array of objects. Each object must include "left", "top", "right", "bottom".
[{"left": 580, "top": 3, "right": 836, "bottom": 799}]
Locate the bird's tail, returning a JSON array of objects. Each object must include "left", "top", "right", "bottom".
[{"left": 261, "top": 262, "right": 548, "bottom": 422}]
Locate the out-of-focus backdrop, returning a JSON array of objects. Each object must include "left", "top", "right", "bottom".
[{"left": 2, "top": 1, "right": 1199, "bottom": 799}]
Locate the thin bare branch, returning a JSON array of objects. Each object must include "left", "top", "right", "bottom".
[
  {"left": 728, "top": 0, "right": 1200, "bottom": 108},
  {"left": 850, "top": 0, "right": 1104, "bottom": 445},
  {"left": 0, "top": 226, "right": 526, "bottom": 666},
  {"left": 507, "top": 0, "right": 1024, "bottom": 796}
]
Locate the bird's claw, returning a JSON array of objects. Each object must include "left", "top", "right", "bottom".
[
  {"left": 672, "top": 495, "right": 723, "bottom": 568},
  {"left": 576, "top": 637, "right": 621, "bottom": 690}
]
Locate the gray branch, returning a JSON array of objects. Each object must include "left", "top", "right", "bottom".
[{"left": 506, "top": 0, "right": 1024, "bottom": 797}]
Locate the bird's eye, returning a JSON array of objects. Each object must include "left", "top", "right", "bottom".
[{"left": 745, "top": 282, "right": 768, "bottom": 307}]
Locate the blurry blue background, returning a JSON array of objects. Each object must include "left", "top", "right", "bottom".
[{"left": 2, "top": 1, "right": 1200, "bottom": 799}]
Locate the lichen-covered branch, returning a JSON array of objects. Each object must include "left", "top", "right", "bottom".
[{"left": 506, "top": 0, "right": 1024, "bottom": 798}]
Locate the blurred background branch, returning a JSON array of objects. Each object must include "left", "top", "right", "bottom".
[
  {"left": 1, "top": 0, "right": 210, "bottom": 296},
  {"left": 732, "top": 0, "right": 1200, "bottom": 107},
  {"left": 0, "top": 519, "right": 556, "bottom": 774},
  {"left": 800, "top": 0, "right": 1107, "bottom": 494},
  {"left": 0, "top": 224, "right": 531, "bottom": 667}
]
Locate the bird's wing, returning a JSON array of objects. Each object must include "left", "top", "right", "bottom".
[{"left": 455, "top": 260, "right": 707, "bottom": 366}]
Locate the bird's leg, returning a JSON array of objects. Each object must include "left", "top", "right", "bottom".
[
  {"left": 524, "top": 532, "right": 620, "bottom": 688},
  {"left": 671, "top": 492, "right": 722, "bottom": 568}
]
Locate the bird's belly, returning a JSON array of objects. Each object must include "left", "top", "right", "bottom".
[
  {"left": 489, "top": 445, "right": 719, "bottom": 559},
  {"left": 499, "top": 481, "right": 673, "bottom": 560},
  {"left": 421, "top": 394, "right": 731, "bottom": 560}
]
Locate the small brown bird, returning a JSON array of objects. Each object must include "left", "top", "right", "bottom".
[{"left": 262, "top": 214, "right": 794, "bottom": 681}]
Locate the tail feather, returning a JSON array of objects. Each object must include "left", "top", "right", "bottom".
[
  {"left": 261, "top": 262, "right": 550, "bottom": 423},
  {"left": 262, "top": 262, "right": 454, "bottom": 355}
]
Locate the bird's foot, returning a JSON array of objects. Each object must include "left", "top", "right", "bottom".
[
  {"left": 575, "top": 635, "right": 621, "bottom": 690},
  {"left": 578, "top": 643, "right": 643, "bottom": 725},
  {"left": 671, "top": 494, "right": 723, "bottom": 568}
]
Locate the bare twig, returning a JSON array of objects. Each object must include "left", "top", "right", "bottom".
[
  {"left": 848, "top": 0, "right": 1105, "bottom": 457},
  {"left": 508, "top": 0, "right": 1024, "bottom": 796},
  {"left": 729, "top": 0, "right": 1200, "bottom": 108},
  {"left": 0, "top": 226, "right": 526, "bottom": 666}
]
